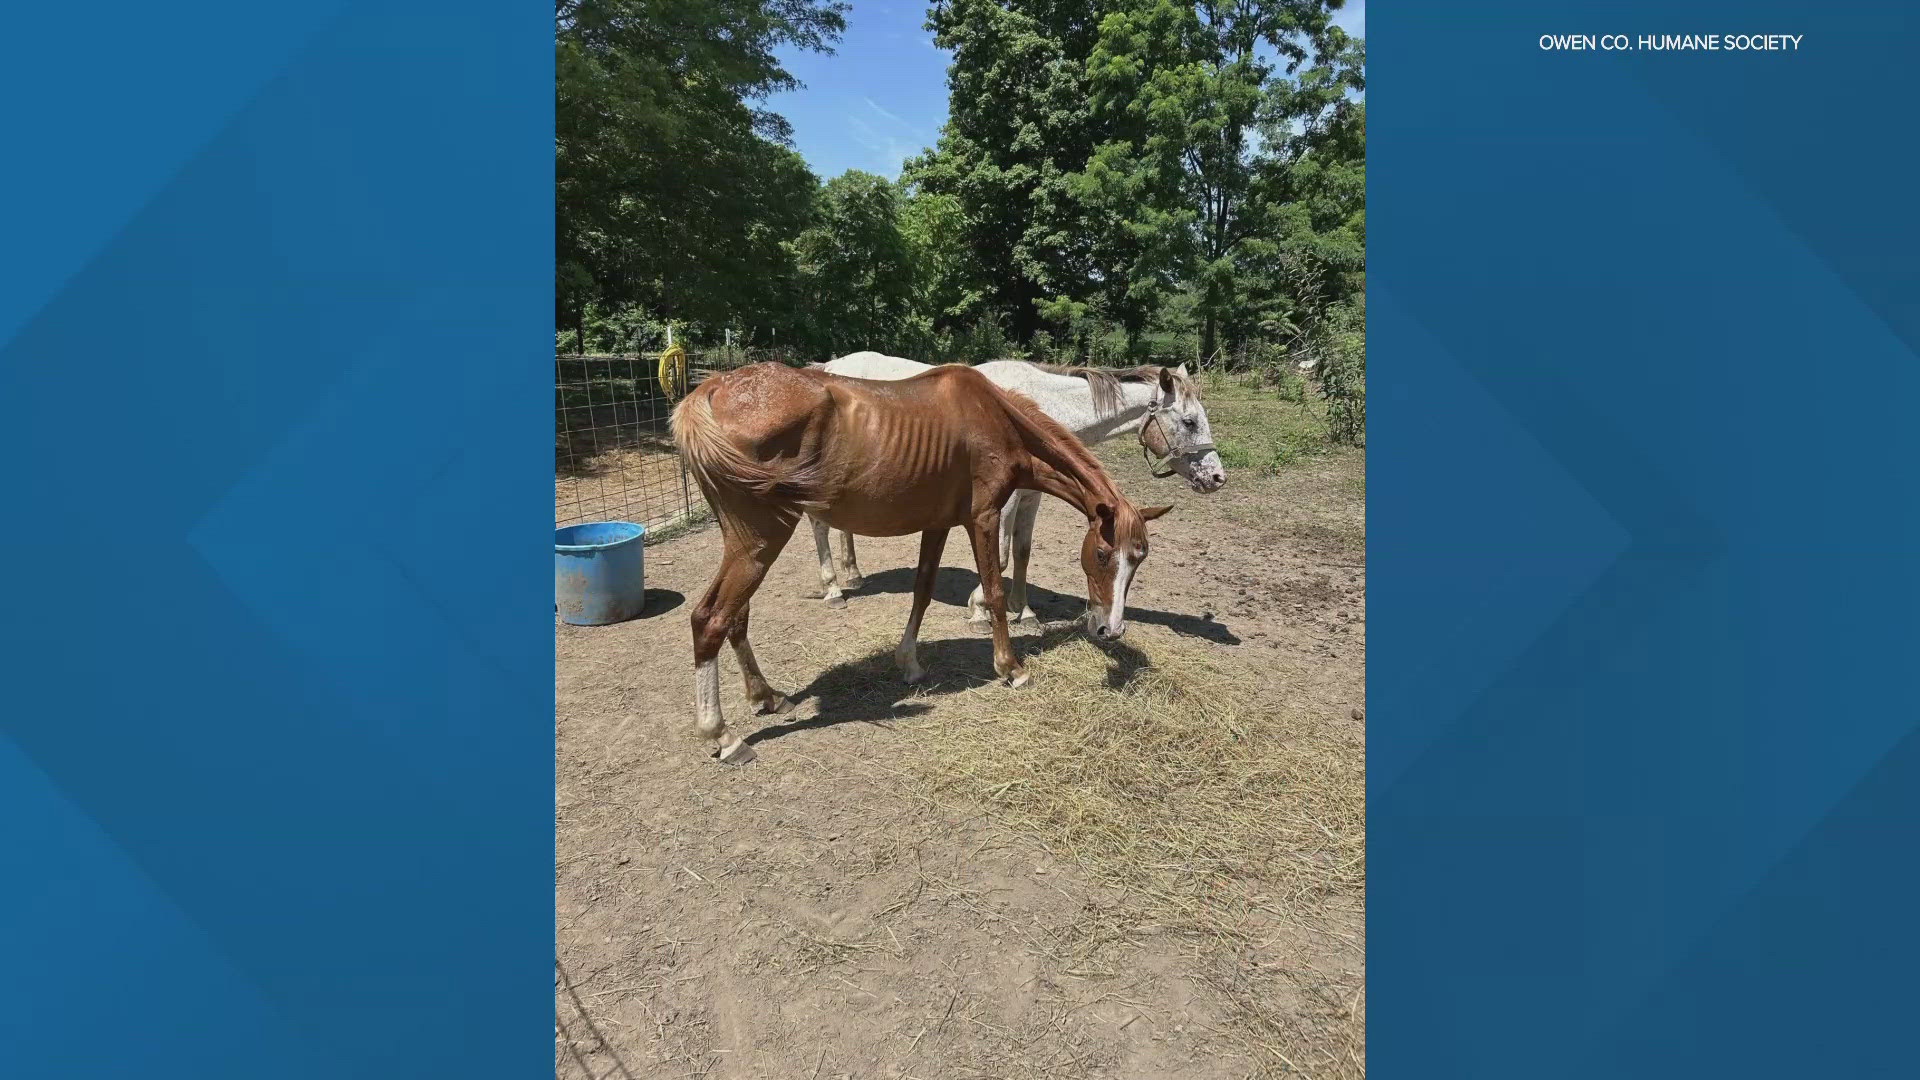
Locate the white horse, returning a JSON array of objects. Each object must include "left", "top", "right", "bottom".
[{"left": 807, "top": 351, "right": 1226, "bottom": 622}]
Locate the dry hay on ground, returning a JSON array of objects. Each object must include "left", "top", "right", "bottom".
[{"left": 811, "top": 623, "right": 1366, "bottom": 1078}]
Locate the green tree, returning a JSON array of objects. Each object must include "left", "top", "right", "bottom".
[
  {"left": 554, "top": 0, "right": 1363, "bottom": 385},
  {"left": 1078, "top": 0, "right": 1356, "bottom": 361},
  {"left": 899, "top": 188, "right": 988, "bottom": 333},
  {"left": 789, "top": 171, "right": 919, "bottom": 357},
  {"left": 911, "top": 0, "right": 1110, "bottom": 343},
  {"left": 556, "top": 0, "right": 846, "bottom": 343},
  {"left": 1242, "top": 59, "right": 1366, "bottom": 346},
  {"left": 910, "top": 1, "right": 1360, "bottom": 363}
]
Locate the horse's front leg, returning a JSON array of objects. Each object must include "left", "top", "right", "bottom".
[
  {"left": 894, "top": 528, "right": 948, "bottom": 683},
  {"left": 807, "top": 514, "right": 845, "bottom": 607},
  {"left": 965, "top": 509, "right": 1027, "bottom": 687},
  {"left": 968, "top": 492, "right": 1018, "bottom": 624}
]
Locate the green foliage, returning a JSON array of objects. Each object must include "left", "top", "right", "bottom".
[
  {"left": 556, "top": 0, "right": 1364, "bottom": 442},
  {"left": 1198, "top": 373, "right": 1331, "bottom": 476},
  {"left": 556, "top": 0, "right": 847, "bottom": 335},
  {"left": 787, "top": 171, "right": 919, "bottom": 356},
  {"left": 1313, "top": 295, "right": 1366, "bottom": 446},
  {"left": 904, "top": 0, "right": 1363, "bottom": 383},
  {"left": 898, "top": 190, "right": 987, "bottom": 327},
  {"left": 908, "top": 0, "right": 1110, "bottom": 342}
]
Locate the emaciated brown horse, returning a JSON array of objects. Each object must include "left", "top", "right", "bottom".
[{"left": 670, "top": 362, "right": 1170, "bottom": 763}]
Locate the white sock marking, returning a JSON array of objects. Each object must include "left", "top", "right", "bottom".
[{"left": 695, "top": 657, "right": 722, "bottom": 739}]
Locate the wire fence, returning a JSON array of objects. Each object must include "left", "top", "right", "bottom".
[
  {"left": 555, "top": 348, "right": 805, "bottom": 533},
  {"left": 555, "top": 352, "right": 695, "bottom": 532}
]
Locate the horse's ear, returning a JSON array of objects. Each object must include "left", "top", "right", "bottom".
[
  {"left": 1093, "top": 501, "right": 1116, "bottom": 540},
  {"left": 1138, "top": 504, "right": 1173, "bottom": 522},
  {"left": 1158, "top": 366, "right": 1178, "bottom": 397}
]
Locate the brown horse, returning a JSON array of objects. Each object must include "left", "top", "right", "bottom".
[{"left": 670, "top": 361, "right": 1170, "bottom": 763}]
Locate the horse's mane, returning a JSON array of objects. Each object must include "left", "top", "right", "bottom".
[
  {"left": 1023, "top": 362, "right": 1200, "bottom": 420},
  {"left": 986, "top": 381, "right": 1121, "bottom": 511}
]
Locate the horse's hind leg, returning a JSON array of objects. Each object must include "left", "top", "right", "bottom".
[
  {"left": 730, "top": 605, "right": 793, "bottom": 716},
  {"left": 836, "top": 529, "right": 864, "bottom": 589},
  {"left": 807, "top": 514, "right": 844, "bottom": 606},
  {"left": 690, "top": 519, "right": 794, "bottom": 763},
  {"left": 895, "top": 528, "right": 949, "bottom": 683}
]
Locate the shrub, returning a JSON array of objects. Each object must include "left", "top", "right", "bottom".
[{"left": 1312, "top": 300, "right": 1366, "bottom": 446}]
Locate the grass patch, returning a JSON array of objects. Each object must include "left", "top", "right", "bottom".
[{"left": 1198, "top": 373, "right": 1334, "bottom": 478}]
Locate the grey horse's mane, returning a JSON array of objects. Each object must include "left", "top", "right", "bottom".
[
  {"left": 811, "top": 355, "right": 1195, "bottom": 421},
  {"left": 1023, "top": 362, "right": 1199, "bottom": 420}
]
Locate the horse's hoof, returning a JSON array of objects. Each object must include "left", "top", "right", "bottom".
[
  {"left": 844, "top": 575, "right": 865, "bottom": 589},
  {"left": 717, "top": 739, "right": 757, "bottom": 765},
  {"left": 826, "top": 594, "right": 848, "bottom": 609},
  {"left": 902, "top": 666, "right": 926, "bottom": 685},
  {"left": 1006, "top": 669, "right": 1030, "bottom": 689},
  {"left": 755, "top": 694, "right": 796, "bottom": 716}
]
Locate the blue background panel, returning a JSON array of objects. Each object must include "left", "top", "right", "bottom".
[
  {"left": 1375, "top": 1, "right": 1920, "bottom": 1076},
  {"left": 0, "top": 3, "right": 549, "bottom": 1076}
]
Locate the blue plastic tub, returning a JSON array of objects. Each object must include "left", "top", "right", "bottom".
[{"left": 555, "top": 521, "right": 647, "bottom": 625}]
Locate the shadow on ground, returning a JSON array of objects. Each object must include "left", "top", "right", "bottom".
[
  {"left": 640, "top": 588, "right": 685, "bottom": 619},
  {"left": 845, "top": 567, "right": 1242, "bottom": 645},
  {"left": 745, "top": 627, "right": 1151, "bottom": 748}
]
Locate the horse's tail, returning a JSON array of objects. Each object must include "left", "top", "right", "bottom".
[{"left": 670, "top": 379, "right": 827, "bottom": 511}]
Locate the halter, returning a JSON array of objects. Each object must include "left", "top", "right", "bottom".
[{"left": 1138, "top": 398, "right": 1216, "bottom": 479}]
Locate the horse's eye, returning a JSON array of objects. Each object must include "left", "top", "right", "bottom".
[
  {"left": 1096, "top": 548, "right": 1111, "bottom": 565},
  {"left": 1184, "top": 417, "right": 1199, "bottom": 430}
]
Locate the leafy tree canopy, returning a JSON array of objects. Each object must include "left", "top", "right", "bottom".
[{"left": 557, "top": 0, "right": 1364, "bottom": 386}]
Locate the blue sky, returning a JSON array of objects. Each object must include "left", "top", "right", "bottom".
[{"left": 766, "top": 0, "right": 1366, "bottom": 182}]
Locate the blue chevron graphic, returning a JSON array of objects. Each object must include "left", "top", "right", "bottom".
[
  {"left": 1375, "top": 1, "right": 1920, "bottom": 1076},
  {"left": 0, "top": 3, "right": 349, "bottom": 350},
  {"left": 0, "top": 3, "right": 548, "bottom": 1077}
]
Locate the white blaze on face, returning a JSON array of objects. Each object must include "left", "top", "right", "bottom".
[{"left": 1105, "top": 548, "right": 1135, "bottom": 636}]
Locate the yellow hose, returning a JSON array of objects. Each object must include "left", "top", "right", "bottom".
[{"left": 657, "top": 343, "right": 688, "bottom": 399}]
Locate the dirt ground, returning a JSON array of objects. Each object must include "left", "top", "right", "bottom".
[{"left": 556, "top": 420, "right": 1365, "bottom": 1079}]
